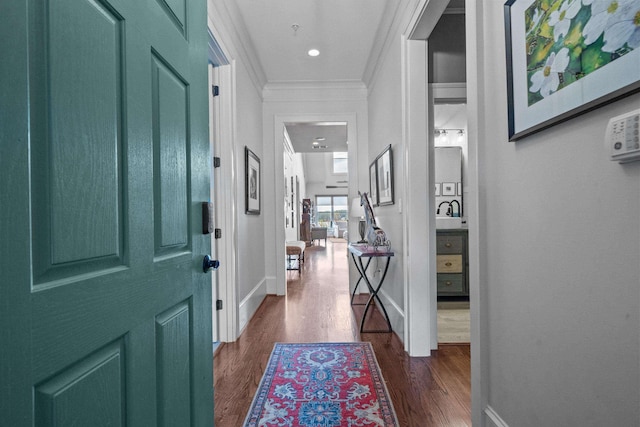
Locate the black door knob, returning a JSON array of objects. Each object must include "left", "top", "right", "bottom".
[{"left": 202, "top": 255, "right": 220, "bottom": 273}]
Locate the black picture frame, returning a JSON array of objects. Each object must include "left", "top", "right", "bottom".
[
  {"left": 504, "top": 0, "right": 640, "bottom": 141},
  {"left": 369, "top": 161, "right": 379, "bottom": 207},
  {"left": 375, "top": 144, "right": 394, "bottom": 206},
  {"left": 245, "top": 146, "right": 260, "bottom": 215}
]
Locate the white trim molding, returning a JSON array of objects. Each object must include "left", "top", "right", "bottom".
[
  {"left": 238, "top": 278, "right": 268, "bottom": 334},
  {"left": 485, "top": 406, "right": 510, "bottom": 427},
  {"left": 377, "top": 289, "right": 406, "bottom": 340},
  {"left": 210, "top": 62, "right": 240, "bottom": 343},
  {"left": 269, "top": 112, "right": 361, "bottom": 297},
  {"left": 207, "top": 0, "right": 266, "bottom": 96},
  {"left": 401, "top": 35, "right": 436, "bottom": 357}
]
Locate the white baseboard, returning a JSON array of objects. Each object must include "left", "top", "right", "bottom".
[
  {"left": 238, "top": 278, "right": 267, "bottom": 334},
  {"left": 265, "top": 275, "right": 277, "bottom": 295},
  {"left": 377, "top": 289, "right": 405, "bottom": 341},
  {"left": 485, "top": 406, "right": 509, "bottom": 427}
]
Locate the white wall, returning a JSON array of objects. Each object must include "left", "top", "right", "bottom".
[
  {"left": 236, "top": 64, "right": 267, "bottom": 310},
  {"left": 367, "top": 35, "right": 406, "bottom": 335},
  {"left": 472, "top": 1, "right": 640, "bottom": 425}
]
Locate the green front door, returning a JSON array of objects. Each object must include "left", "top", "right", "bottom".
[{"left": 0, "top": 0, "right": 213, "bottom": 425}]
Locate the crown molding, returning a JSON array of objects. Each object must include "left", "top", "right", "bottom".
[
  {"left": 362, "top": 0, "right": 411, "bottom": 90},
  {"left": 363, "top": 0, "right": 447, "bottom": 92},
  {"left": 207, "top": 0, "right": 267, "bottom": 96}
]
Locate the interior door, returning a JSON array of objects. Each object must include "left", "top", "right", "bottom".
[{"left": 0, "top": 0, "right": 213, "bottom": 425}]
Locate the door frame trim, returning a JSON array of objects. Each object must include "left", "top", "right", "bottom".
[
  {"left": 210, "top": 62, "right": 239, "bottom": 343},
  {"left": 271, "top": 112, "right": 361, "bottom": 297}
]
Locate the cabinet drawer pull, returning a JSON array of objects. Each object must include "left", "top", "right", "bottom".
[
  {"left": 445, "top": 262, "right": 452, "bottom": 267},
  {"left": 445, "top": 243, "right": 452, "bottom": 248},
  {"left": 445, "top": 281, "right": 452, "bottom": 286}
]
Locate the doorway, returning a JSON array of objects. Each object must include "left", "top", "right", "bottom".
[
  {"left": 402, "top": 0, "right": 472, "bottom": 355},
  {"left": 272, "top": 114, "right": 361, "bottom": 298},
  {"left": 433, "top": 100, "right": 470, "bottom": 344}
]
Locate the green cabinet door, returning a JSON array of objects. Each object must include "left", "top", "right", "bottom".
[{"left": 0, "top": 0, "right": 213, "bottom": 425}]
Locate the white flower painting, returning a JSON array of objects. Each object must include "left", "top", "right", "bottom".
[{"left": 525, "top": 0, "right": 640, "bottom": 105}]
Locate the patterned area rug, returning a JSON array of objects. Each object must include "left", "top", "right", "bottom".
[{"left": 243, "top": 342, "right": 399, "bottom": 427}]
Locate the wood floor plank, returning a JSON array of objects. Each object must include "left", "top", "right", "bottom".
[{"left": 213, "top": 240, "right": 471, "bottom": 426}]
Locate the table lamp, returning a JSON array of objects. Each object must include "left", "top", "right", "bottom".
[{"left": 350, "top": 197, "right": 367, "bottom": 243}]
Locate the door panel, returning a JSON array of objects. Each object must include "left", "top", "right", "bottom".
[
  {"left": 158, "top": 0, "right": 188, "bottom": 36},
  {"left": 0, "top": 0, "right": 212, "bottom": 425},
  {"left": 34, "top": 340, "right": 126, "bottom": 427},
  {"left": 156, "top": 300, "right": 193, "bottom": 426},
  {"left": 152, "top": 53, "right": 190, "bottom": 257},
  {"left": 29, "top": 0, "right": 126, "bottom": 285}
]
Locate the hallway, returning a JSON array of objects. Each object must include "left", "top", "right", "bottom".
[{"left": 213, "top": 239, "right": 471, "bottom": 426}]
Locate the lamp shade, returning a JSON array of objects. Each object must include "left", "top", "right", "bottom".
[{"left": 350, "top": 197, "right": 364, "bottom": 218}]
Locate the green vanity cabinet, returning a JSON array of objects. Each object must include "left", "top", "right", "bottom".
[{"left": 437, "top": 230, "right": 469, "bottom": 297}]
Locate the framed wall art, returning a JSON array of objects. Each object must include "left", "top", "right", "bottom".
[
  {"left": 504, "top": 0, "right": 640, "bottom": 141},
  {"left": 375, "top": 144, "right": 394, "bottom": 206},
  {"left": 245, "top": 146, "right": 260, "bottom": 214},
  {"left": 442, "top": 182, "right": 456, "bottom": 196},
  {"left": 369, "top": 161, "right": 379, "bottom": 207}
]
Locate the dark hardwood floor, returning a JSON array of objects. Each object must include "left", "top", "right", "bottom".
[{"left": 213, "top": 239, "right": 471, "bottom": 426}]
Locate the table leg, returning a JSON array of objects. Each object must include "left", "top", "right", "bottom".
[
  {"left": 350, "top": 253, "right": 372, "bottom": 305},
  {"left": 356, "top": 256, "right": 392, "bottom": 333}
]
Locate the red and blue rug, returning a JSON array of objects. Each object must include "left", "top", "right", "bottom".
[{"left": 243, "top": 342, "right": 399, "bottom": 427}]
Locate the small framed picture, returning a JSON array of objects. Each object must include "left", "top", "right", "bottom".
[
  {"left": 442, "top": 182, "right": 456, "bottom": 196},
  {"left": 245, "top": 146, "right": 260, "bottom": 215},
  {"left": 435, "top": 183, "right": 441, "bottom": 196},
  {"left": 375, "top": 144, "right": 394, "bottom": 206},
  {"left": 369, "top": 161, "right": 379, "bottom": 207}
]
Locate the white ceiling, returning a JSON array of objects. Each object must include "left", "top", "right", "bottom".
[
  {"left": 234, "top": 0, "right": 389, "bottom": 83},
  {"left": 232, "top": 1, "right": 391, "bottom": 152},
  {"left": 285, "top": 122, "right": 348, "bottom": 153},
  {"left": 233, "top": 0, "right": 466, "bottom": 152}
]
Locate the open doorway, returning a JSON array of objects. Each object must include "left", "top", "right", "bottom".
[
  {"left": 425, "top": 4, "right": 470, "bottom": 345},
  {"left": 271, "top": 112, "right": 361, "bottom": 303},
  {"left": 433, "top": 100, "right": 470, "bottom": 344},
  {"left": 283, "top": 121, "right": 349, "bottom": 246},
  {"left": 402, "top": 0, "right": 471, "bottom": 354}
]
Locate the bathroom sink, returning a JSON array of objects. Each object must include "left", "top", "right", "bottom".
[{"left": 436, "top": 217, "right": 462, "bottom": 229}]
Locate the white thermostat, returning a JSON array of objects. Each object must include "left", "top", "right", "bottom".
[{"left": 606, "top": 108, "right": 640, "bottom": 164}]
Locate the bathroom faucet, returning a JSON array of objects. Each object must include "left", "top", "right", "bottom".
[
  {"left": 449, "top": 200, "right": 461, "bottom": 217},
  {"left": 437, "top": 201, "right": 450, "bottom": 215}
]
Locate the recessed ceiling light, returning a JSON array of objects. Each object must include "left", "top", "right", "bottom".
[
  {"left": 314, "top": 137, "right": 326, "bottom": 141},
  {"left": 308, "top": 49, "right": 320, "bottom": 57},
  {"left": 312, "top": 141, "right": 319, "bottom": 146}
]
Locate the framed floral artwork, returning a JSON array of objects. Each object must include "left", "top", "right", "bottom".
[{"left": 504, "top": 0, "right": 640, "bottom": 141}]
